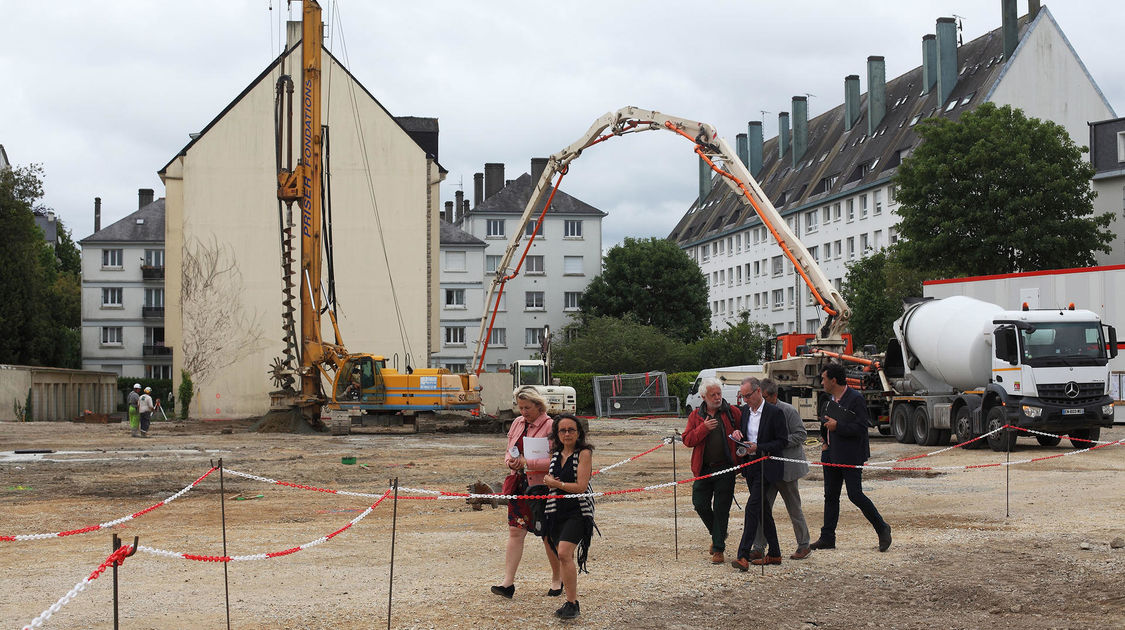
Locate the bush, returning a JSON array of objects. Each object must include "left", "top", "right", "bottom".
[
  {"left": 178, "top": 370, "right": 194, "bottom": 420},
  {"left": 554, "top": 372, "right": 597, "bottom": 415},
  {"left": 666, "top": 372, "right": 697, "bottom": 411}
]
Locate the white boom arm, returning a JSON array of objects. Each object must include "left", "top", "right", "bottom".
[{"left": 470, "top": 106, "right": 849, "bottom": 373}]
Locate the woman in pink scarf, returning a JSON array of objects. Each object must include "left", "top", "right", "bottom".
[{"left": 491, "top": 387, "right": 562, "bottom": 599}]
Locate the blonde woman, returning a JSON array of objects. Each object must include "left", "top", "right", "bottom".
[{"left": 491, "top": 387, "right": 562, "bottom": 599}]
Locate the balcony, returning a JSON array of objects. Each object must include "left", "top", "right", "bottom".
[
  {"left": 142, "top": 306, "right": 165, "bottom": 319},
  {"left": 141, "top": 265, "right": 165, "bottom": 280},
  {"left": 143, "top": 344, "right": 172, "bottom": 357}
]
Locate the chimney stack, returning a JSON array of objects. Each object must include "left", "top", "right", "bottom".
[
  {"left": 777, "top": 111, "right": 790, "bottom": 159},
  {"left": 748, "top": 121, "right": 764, "bottom": 177},
  {"left": 922, "top": 34, "right": 937, "bottom": 94},
  {"left": 473, "top": 172, "right": 484, "bottom": 208},
  {"left": 444, "top": 200, "right": 454, "bottom": 223},
  {"left": 791, "top": 96, "right": 808, "bottom": 167},
  {"left": 1001, "top": 0, "right": 1018, "bottom": 59},
  {"left": 698, "top": 156, "right": 713, "bottom": 206},
  {"left": 844, "top": 75, "right": 861, "bottom": 131},
  {"left": 462, "top": 199, "right": 470, "bottom": 219},
  {"left": 936, "top": 17, "right": 959, "bottom": 105},
  {"left": 138, "top": 188, "right": 154, "bottom": 209},
  {"left": 286, "top": 20, "right": 301, "bottom": 49},
  {"left": 1029, "top": 0, "right": 1041, "bottom": 19},
  {"left": 736, "top": 133, "right": 749, "bottom": 167},
  {"left": 455, "top": 190, "right": 464, "bottom": 222},
  {"left": 484, "top": 163, "right": 505, "bottom": 200},
  {"left": 530, "top": 157, "right": 549, "bottom": 190},
  {"left": 866, "top": 56, "right": 886, "bottom": 135},
  {"left": 94, "top": 197, "right": 101, "bottom": 233}
]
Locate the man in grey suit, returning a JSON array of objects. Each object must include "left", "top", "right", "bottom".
[{"left": 748, "top": 378, "right": 812, "bottom": 560}]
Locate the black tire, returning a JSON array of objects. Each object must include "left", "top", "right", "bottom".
[
  {"left": 954, "top": 406, "right": 984, "bottom": 449},
  {"left": 1068, "top": 427, "right": 1101, "bottom": 449},
  {"left": 892, "top": 405, "right": 915, "bottom": 444},
  {"left": 936, "top": 429, "right": 952, "bottom": 446},
  {"left": 1035, "top": 434, "right": 1062, "bottom": 447},
  {"left": 877, "top": 424, "right": 893, "bottom": 436},
  {"left": 986, "top": 406, "right": 1017, "bottom": 452},
  {"left": 912, "top": 406, "right": 940, "bottom": 446}
]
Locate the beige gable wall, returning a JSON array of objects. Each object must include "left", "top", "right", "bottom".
[
  {"left": 164, "top": 45, "right": 437, "bottom": 418},
  {"left": 988, "top": 11, "right": 1115, "bottom": 144}
]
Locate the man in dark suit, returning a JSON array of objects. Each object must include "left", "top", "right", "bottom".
[
  {"left": 810, "top": 363, "right": 892, "bottom": 552},
  {"left": 730, "top": 377, "right": 792, "bottom": 570}
]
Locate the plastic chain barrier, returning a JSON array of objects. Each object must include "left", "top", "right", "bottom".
[
  {"left": 22, "top": 544, "right": 133, "bottom": 630},
  {"left": 2, "top": 467, "right": 218, "bottom": 543},
  {"left": 137, "top": 489, "right": 391, "bottom": 563}
]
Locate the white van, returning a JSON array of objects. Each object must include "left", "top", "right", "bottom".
[{"left": 684, "top": 365, "right": 764, "bottom": 414}]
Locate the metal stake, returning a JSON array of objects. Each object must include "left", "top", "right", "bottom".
[
  {"left": 218, "top": 458, "right": 231, "bottom": 629},
  {"left": 671, "top": 433, "right": 679, "bottom": 560},
  {"left": 111, "top": 533, "right": 138, "bottom": 630},
  {"left": 760, "top": 463, "right": 766, "bottom": 577},
  {"left": 387, "top": 478, "right": 399, "bottom": 630},
  {"left": 1005, "top": 433, "right": 1011, "bottom": 518}
]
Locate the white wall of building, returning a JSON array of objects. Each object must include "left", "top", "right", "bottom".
[{"left": 432, "top": 242, "right": 486, "bottom": 373}]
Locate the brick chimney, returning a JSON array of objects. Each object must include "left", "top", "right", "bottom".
[
  {"left": 484, "top": 163, "right": 505, "bottom": 200},
  {"left": 444, "top": 200, "right": 454, "bottom": 223},
  {"left": 138, "top": 188, "right": 154, "bottom": 209},
  {"left": 473, "top": 172, "right": 484, "bottom": 208},
  {"left": 94, "top": 197, "right": 101, "bottom": 232}
]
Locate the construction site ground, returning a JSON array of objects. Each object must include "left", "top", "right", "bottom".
[{"left": 3, "top": 417, "right": 1124, "bottom": 629}]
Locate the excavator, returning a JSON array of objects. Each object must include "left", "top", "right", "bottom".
[
  {"left": 469, "top": 106, "right": 881, "bottom": 418},
  {"left": 268, "top": 0, "right": 480, "bottom": 430}
]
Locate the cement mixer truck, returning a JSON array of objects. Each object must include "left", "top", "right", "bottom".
[{"left": 881, "top": 296, "right": 1116, "bottom": 451}]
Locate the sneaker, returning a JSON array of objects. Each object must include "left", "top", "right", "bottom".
[
  {"left": 555, "top": 600, "right": 580, "bottom": 619},
  {"left": 490, "top": 584, "right": 514, "bottom": 599}
]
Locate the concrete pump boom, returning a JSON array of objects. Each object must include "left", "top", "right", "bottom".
[{"left": 471, "top": 106, "right": 850, "bottom": 374}]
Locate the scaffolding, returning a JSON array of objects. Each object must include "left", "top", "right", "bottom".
[{"left": 592, "top": 371, "right": 678, "bottom": 417}]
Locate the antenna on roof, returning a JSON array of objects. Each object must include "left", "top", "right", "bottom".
[
  {"left": 952, "top": 14, "right": 965, "bottom": 45},
  {"left": 760, "top": 110, "right": 771, "bottom": 125}
]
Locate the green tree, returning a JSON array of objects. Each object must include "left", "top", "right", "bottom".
[
  {"left": 893, "top": 102, "right": 1112, "bottom": 278},
  {"left": 0, "top": 164, "right": 82, "bottom": 368},
  {"left": 554, "top": 316, "right": 689, "bottom": 374},
  {"left": 842, "top": 248, "right": 925, "bottom": 349},
  {"left": 579, "top": 237, "right": 710, "bottom": 343},
  {"left": 689, "top": 311, "right": 774, "bottom": 367}
]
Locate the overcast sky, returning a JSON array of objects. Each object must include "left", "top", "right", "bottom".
[{"left": 3, "top": 1, "right": 1120, "bottom": 249}]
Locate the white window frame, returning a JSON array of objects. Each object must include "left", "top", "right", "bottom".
[
  {"left": 485, "top": 255, "right": 501, "bottom": 273},
  {"left": 444, "top": 250, "right": 466, "bottom": 272},
  {"left": 444, "top": 327, "right": 466, "bottom": 346},
  {"left": 486, "top": 219, "right": 505, "bottom": 237},
  {"left": 563, "top": 256, "right": 583, "bottom": 275},
  {"left": 525, "top": 291, "right": 544, "bottom": 310},
  {"left": 144, "top": 288, "right": 164, "bottom": 307},
  {"left": 489, "top": 328, "right": 507, "bottom": 347},
  {"left": 101, "top": 326, "right": 123, "bottom": 346},
  {"left": 564, "top": 292, "right": 581, "bottom": 311},
  {"left": 525, "top": 327, "right": 545, "bottom": 347},
  {"left": 526, "top": 255, "right": 544, "bottom": 274},
  {"left": 564, "top": 220, "right": 583, "bottom": 238},
  {"left": 102, "top": 248, "right": 123, "bottom": 269},
  {"left": 101, "top": 287, "right": 123, "bottom": 308},
  {"left": 445, "top": 288, "right": 466, "bottom": 309}
]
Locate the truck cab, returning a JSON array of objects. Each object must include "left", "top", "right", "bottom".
[{"left": 510, "top": 359, "right": 576, "bottom": 415}]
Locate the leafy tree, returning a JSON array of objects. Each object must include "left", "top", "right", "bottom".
[
  {"left": 842, "top": 248, "right": 925, "bottom": 349},
  {"left": 0, "top": 164, "right": 82, "bottom": 368},
  {"left": 579, "top": 237, "right": 710, "bottom": 343},
  {"left": 690, "top": 311, "right": 774, "bottom": 367},
  {"left": 178, "top": 370, "right": 194, "bottom": 420},
  {"left": 554, "top": 316, "right": 689, "bottom": 374},
  {"left": 894, "top": 102, "right": 1112, "bottom": 278}
]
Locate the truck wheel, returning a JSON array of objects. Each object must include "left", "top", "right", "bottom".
[
  {"left": 912, "top": 406, "right": 940, "bottom": 446},
  {"left": 891, "top": 405, "right": 915, "bottom": 444},
  {"left": 985, "top": 407, "right": 1017, "bottom": 452},
  {"left": 1068, "top": 427, "right": 1100, "bottom": 449},
  {"left": 954, "top": 406, "right": 983, "bottom": 449},
  {"left": 936, "top": 430, "right": 952, "bottom": 446},
  {"left": 1035, "top": 434, "right": 1062, "bottom": 447},
  {"left": 877, "top": 424, "right": 892, "bottom": 436}
]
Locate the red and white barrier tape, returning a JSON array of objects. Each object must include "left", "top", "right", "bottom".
[
  {"left": 136, "top": 489, "right": 391, "bottom": 563},
  {"left": 3, "top": 467, "right": 218, "bottom": 542},
  {"left": 22, "top": 544, "right": 133, "bottom": 630},
  {"left": 223, "top": 469, "right": 387, "bottom": 500},
  {"left": 593, "top": 440, "right": 666, "bottom": 475}
]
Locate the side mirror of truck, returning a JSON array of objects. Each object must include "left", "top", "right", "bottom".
[
  {"left": 1108, "top": 325, "right": 1119, "bottom": 359},
  {"left": 994, "top": 327, "right": 1018, "bottom": 364}
]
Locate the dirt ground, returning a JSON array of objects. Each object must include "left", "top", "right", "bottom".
[{"left": 3, "top": 417, "right": 1124, "bottom": 630}]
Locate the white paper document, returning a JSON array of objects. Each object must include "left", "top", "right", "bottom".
[{"left": 523, "top": 437, "right": 549, "bottom": 462}]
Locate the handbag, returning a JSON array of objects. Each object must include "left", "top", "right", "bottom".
[{"left": 501, "top": 470, "right": 528, "bottom": 496}]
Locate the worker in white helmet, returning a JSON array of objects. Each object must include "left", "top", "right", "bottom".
[
  {"left": 127, "top": 383, "right": 142, "bottom": 438},
  {"left": 138, "top": 387, "right": 155, "bottom": 438}
]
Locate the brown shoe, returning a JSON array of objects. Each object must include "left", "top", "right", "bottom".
[
  {"left": 790, "top": 546, "right": 812, "bottom": 560},
  {"left": 750, "top": 555, "right": 782, "bottom": 566},
  {"left": 730, "top": 557, "right": 749, "bottom": 572},
  {"left": 710, "top": 551, "right": 724, "bottom": 564},
  {"left": 748, "top": 550, "right": 764, "bottom": 560}
]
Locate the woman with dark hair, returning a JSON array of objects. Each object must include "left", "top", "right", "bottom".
[
  {"left": 542, "top": 414, "right": 596, "bottom": 620},
  {"left": 491, "top": 387, "right": 561, "bottom": 599}
]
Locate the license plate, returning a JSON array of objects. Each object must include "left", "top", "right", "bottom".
[{"left": 1063, "top": 408, "right": 1083, "bottom": 416}]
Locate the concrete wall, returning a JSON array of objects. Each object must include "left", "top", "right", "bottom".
[
  {"left": 478, "top": 371, "right": 514, "bottom": 416},
  {"left": 0, "top": 365, "right": 117, "bottom": 422},
  {"left": 163, "top": 44, "right": 437, "bottom": 418}
]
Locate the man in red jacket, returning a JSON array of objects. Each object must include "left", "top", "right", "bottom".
[{"left": 682, "top": 379, "right": 742, "bottom": 564}]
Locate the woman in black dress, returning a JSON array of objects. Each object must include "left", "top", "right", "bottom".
[{"left": 541, "top": 414, "right": 595, "bottom": 620}]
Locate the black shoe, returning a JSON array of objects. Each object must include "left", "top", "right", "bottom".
[
  {"left": 490, "top": 584, "right": 514, "bottom": 599},
  {"left": 555, "top": 600, "right": 580, "bottom": 619},
  {"left": 547, "top": 587, "right": 563, "bottom": 597},
  {"left": 809, "top": 538, "right": 835, "bottom": 550},
  {"left": 878, "top": 525, "right": 892, "bottom": 552}
]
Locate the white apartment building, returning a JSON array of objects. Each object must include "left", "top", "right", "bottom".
[
  {"left": 671, "top": 4, "right": 1117, "bottom": 334},
  {"left": 432, "top": 221, "right": 487, "bottom": 373},
  {"left": 79, "top": 189, "right": 171, "bottom": 379},
  {"left": 446, "top": 160, "right": 606, "bottom": 372}
]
